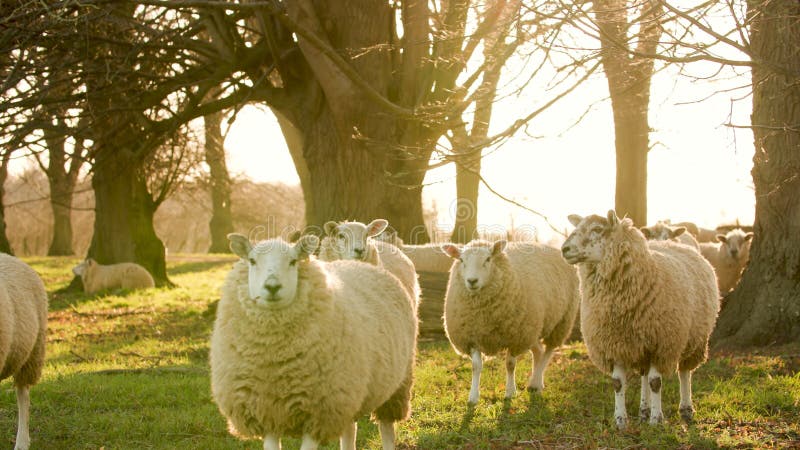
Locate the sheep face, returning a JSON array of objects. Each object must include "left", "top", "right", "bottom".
[
  {"left": 442, "top": 240, "right": 507, "bottom": 292},
  {"left": 324, "top": 219, "right": 388, "bottom": 261},
  {"left": 228, "top": 234, "right": 319, "bottom": 306},
  {"left": 716, "top": 229, "right": 753, "bottom": 263},
  {"left": 641, "top": 222, "right": 687, "bottom": 242},
  {"left": 562, "top": 211, "right": 619, "bottom": 264},
  {"left": 72, "top": 258, "right": 95, "bottom": 276}
]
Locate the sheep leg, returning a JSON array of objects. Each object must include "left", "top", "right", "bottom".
[
  {"left": 263, "top": 435, "right": 281, "bottom": 450},
  {"left": 678, "top": 370, "right": 694, "bottom": 422},
  {"left": 639, "top": 375, "right": 651, "bottom": 421},
  {"left": 340, "top": 422, "right": 357, "bottom": 450},
  {"left": 648, "top": 366, "right": 664, "bottom": 425},
  {"left": 527, "top": 344, "right": 553, "bottom": 392},
  {"left": 505, "top": 354, "right": 517, "bottom": 399},
  {"left": 379, "top": 421, "right": 395, "bottom": 450},
  {"left": 14, "top": 385, "right": 30, "bottom": 450},
  {"left": 468, "top": 349, "right": 482, "bottom": 405},
  {"left": 612, "top": 364, "right": 627, "bottom": 430},
  {"left": 299, "top": 434, "right": 319, "bottom": 450}
]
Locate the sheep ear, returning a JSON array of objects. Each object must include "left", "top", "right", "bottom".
[
  {"left": 366, "top": 219, "right": 389, "bottom": 238},
  {"left": 324, "top": 221, "right": 339, "bottom": 236},
  {"left": 492, "top": 240, "right": 508, "bottom": 256},
  {"left": 294, "top": 235, "right": 319, "bottom": 260},
  {"left": 745, "top": 232, "right": 754, "bottom": 241},
  {"left": 441, "top": 244, "right": 461, "bottom": 259},
  {"left": 641, "top": 227, "right": 653, "bottom": 239},
  {"left": 567, "top": 214, "right": 583, "bottom": 227},
  {"left": 670, "top": 227, "right": 687, "bottom": 238},
  {"left": 607, "top": 210, "right": 620, "bottom": 227},
  {"left": 227, "top": 233, "right": 252, "bottom": 259},
  {"left": 716, "top": 234, "right": 727, "bottom": 243}
]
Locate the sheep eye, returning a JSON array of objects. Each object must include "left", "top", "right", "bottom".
[
  {"left": 485, "top": 257, "right": 491, "bottom": 263},
  {"left": 248, "top": 258, "right": 256, "bottom": 265},
  {"left": 458, "top": 257, "right": 463, "bottom": 263},
  {"left": 289, "top": 259, "right": 297, "bottom": 267},
  {"left": 336, "top": 233, "right": 344, "bottom": 240}
]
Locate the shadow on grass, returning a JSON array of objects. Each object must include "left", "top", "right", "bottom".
[{"left": 168, "top": 259, "right": 235, "bottom": 276}]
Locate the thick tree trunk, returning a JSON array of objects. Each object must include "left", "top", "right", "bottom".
[
  {"left": 48, "top": 178, "right": 75, "bottom": 256},
  {"left": 0, "top": 153, "right": 13, "bottom": 255},
  {"left": 612, "top": 93, "right": 650, "bottom": 226},
  {"left": 712, "top": 0, "right": 800, "bottom": 348},
  {"left": 204, "top": 110, "right": 234, "bottom": 253},
  {"left": 88, "top": 152, "right": 170, "bottom": 286}
]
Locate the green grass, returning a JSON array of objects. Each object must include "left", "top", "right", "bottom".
[{"left": 2, "top": 256, "right": 799, "bottom": 449}]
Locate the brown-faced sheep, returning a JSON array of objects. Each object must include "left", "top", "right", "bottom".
[
  {"left": 441, "top": 240, "right": 580, "bottom": 404},
  {"left": 72, "top": 258, "right": 155, "bottom": 294},
  {"left": 210, "top": 235, "right": 417, "bottom": 450},
  {"left": 562, "top": 211, "right": 719, "bottom": 429},
  {"left": 0, "top": 254, "right": 48, "bottom": 450}
]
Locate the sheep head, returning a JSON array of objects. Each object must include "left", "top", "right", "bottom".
[
  {"left": 228, "top": 233, "right": 319, "bottom": 306},
  {"left": 442, "top": 240, "right": 507, "bottom": 292},
  {"left": 323, "top": 219, "right": 387, "bottom": 262},
  {"left": 716, "top": 229, "right": 753, "bottom": 263}
]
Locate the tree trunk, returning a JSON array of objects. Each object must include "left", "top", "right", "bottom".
[
  {"left": 88, "top": 152, "right": 170, "bottom": 286},
  {"left": 48, "top": 179, "right": 75, "bottom": 256},
  {"left": 0, "top": 152, "right": 13, "bottom": 255},
  {"left": 712, "top": 0, "right": 800, "bottom": 348},
  {"left": 204, "top": 110, "right": 234, "bottom": 253},
  {"left": 612, "top": 93, "right": 650, "bottom": 226},
  {"left": 451, "top": 158, "right": 481, "bottom": 243}
]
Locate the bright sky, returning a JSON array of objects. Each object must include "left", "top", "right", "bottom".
[{"left": 225, "top": 61, "right": 755, "bottom": 243}]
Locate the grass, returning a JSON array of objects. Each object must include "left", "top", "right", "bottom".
[{"left": 1, "top": 255, "right": 799, "bottom": 449}]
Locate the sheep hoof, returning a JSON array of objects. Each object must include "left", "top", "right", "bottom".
[
  {"left": 526, "top": 385, "right": 543, "bottom": 394},
  {"left": 679, "top": 406, "right": 694, "bottom": 423},
  {"left": 639, "top": 407, "right": 650, "bottom": 421},
  {"left": 615, "top": 415, "right": 627, "bottom": 430}
]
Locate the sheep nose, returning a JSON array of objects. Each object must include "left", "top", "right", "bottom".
[
  {"left": 265, "top": 284, "right": 282, "bottom": 296},
  {"left": 467, "top": 278, "right": 478, "bottom": 287},
  {"left": 354, "top": 248, "right": 364, "bottom": 257},
  {"left": 730, "top": 249, "right": 738, "bottom": 258},
  {"left": 561, "top": 244, "right": 573, "bottom": 255}
]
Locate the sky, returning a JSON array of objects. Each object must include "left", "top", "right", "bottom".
[{"left": 225, "top": 61, "right": 755, "bottom": 243}]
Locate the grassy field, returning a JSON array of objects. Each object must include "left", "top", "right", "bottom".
[{"left": 1, "top": 256, "right": 799, "bottom": 449}]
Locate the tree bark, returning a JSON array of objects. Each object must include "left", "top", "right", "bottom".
[
  {"left": 204, "top": 110, "right": 234, "bottom": 253},
  {"left": 0, "top": 152, "right": 13, "bottom": 255},
  {"left": 594, "top": 0, "right": 662, "bottom": 227},
  {"left": 41, "top": 128, "right": 83, "bottom": 256},
  {"left": 712, "top": 0, "right": 800, "bottom": 348},
  {"left": 88, "top": 151, "right": 170, "bottom": 286}
]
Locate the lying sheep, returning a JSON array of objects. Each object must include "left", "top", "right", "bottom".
[
  {"left": 562, "top": 211, "right": 719, "bottom": 429},
  {"left": 641, "top": 222, "right": 700, "bottom": 250},
  {"left": 72, "top": 258, "right": 155, "bottom": 294},
  {"left": 210, "top": 234, "right": 417, "bottom": 450},
  {"left": 0, "top": 254, "right": 48, "bottom": 450},
  {"left": 699, "top": 228, "right": 754, "bottom": 295},
  {"left": 319, "top": 220, "right": 420, "bottom": 303},
  {"left": 441, "top": 239, "right": 579, "bottom": 404}
]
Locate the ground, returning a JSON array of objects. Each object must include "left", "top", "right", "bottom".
[{"left": 1, "top": 255, "right": 798, "bottom": 449}]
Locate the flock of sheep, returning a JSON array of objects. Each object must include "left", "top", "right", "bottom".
[{"left": 0, "top": 211, "right": 754, "bottom": 450}]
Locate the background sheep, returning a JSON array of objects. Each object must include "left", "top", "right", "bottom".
[
  {"left": 72, "top": 258, "right": 155, "bottom": 294},
  {"left": 441, "top": 239, "right": 579, "bottom": 404},
  {"left": 699, "top": 228, "right": 754, "bottom": 295},
  {"left": 210, "top": 234, "right": 417, "bottom": 450},
  {"left": 373, "top": 229, "right": 454, "bottom": 273},
  {"left": 672, "top": 221, "right": 718, "bottom": 243},
  {"left": 562, "top": 210, "right": 719, "bottom": 429},
  {"left": 0, "top": 253, "right": 48, "bottom": 450},
  {"left": 319, "top": 220, "right": 420, "bottom": 303},
  {"left": 641, "top": 222, "right": 700, "bottom": 250}
]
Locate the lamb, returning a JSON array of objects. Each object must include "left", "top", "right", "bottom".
[
  {"left": 210, "top": 234, "right": 417, "bottom": 450},
  {"left": 72, "top": 258, "right": 155, "bottom": 294},
  {"left": 562, "top": 210, "right": 719, "bottom": 429},
  {"left": 0, "top": 253, "right": 48, "bottom": 450},
  {"left": 441, "top": 239, "right": 580, "bottom": 404},
  {"left": 319, "top": 220, "right": 420, "bottom": 303},
  {"left": 699, "top": 228, "right": 754, "bottom": 295},
  {"left": 641, "top": 222, "right": 700, "bottom": 250}
]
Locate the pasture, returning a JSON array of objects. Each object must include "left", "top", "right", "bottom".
[{"left": 1, "top": 256, "right": 798, "bottom": 449}]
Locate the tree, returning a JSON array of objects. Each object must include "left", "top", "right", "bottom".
[
  {"left": 592, "top": 0, "right": 664, "bottom": 226},
  {"left": 710, "top": 0, "right": 800, "bottom": 347},
  {"left": 0, "top": 150, "right": 13, "bottom": 254},
  {"left": 204, "top": 108, "right": 234, "bottom": 253}
]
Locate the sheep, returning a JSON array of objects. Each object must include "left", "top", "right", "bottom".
[
  {"left": 641, "top": 222, "right": 700, "bottom": 250},
  {"left": 562, "top": 210, "right": 719, "bottom": 429},
  {"left": 71, "top": 258, "right": 155, "bottom": 294},
  {"left": 699, "top": 228, "right": 754, "bottom": 295},
  {"left": 0, "top": 253, "right": 48, "bottom": 450},
  {"left": 672, "top": 221, "right": 718, "bottom": 243},
  {"left": 319, "top": 220, "right": 420, "bottom": 303},
  {"left": 210, "top": 234, "right": 417, "bottom": 450},
  {"left": 441, "top": 239, "right": 580, "bottom": 404},
  {"left": 401, "top": 244, "right": 454, "bottom": 273}
]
